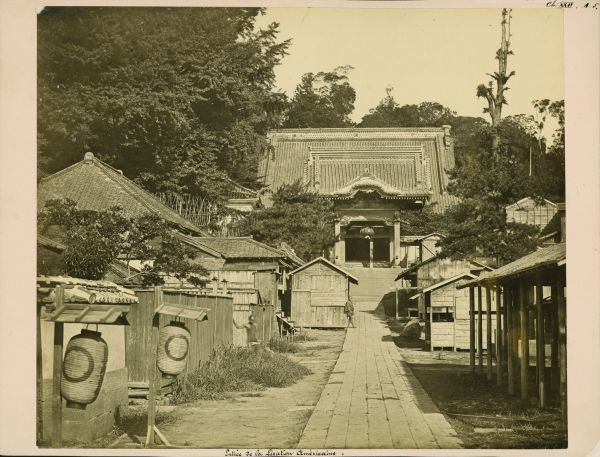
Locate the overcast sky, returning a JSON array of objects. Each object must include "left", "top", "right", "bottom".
[{"left": 255, "top": 8, "right": 564, "bottom": 125}]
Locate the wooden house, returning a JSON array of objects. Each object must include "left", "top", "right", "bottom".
[
  {"left": 289, "top": 257, "right": 358, "bottom": 328},
  {"left": 410, "top": 272, "right": 497, "bottom": 351},
  {"left": 179, "top": 235, "right": 302, "bottom": 311},
  {"left": 395, "top": 255, "right": 494, "bottom": 318},
  {"left": 505, "top": 197, "right": 558, "bottom": 229}
]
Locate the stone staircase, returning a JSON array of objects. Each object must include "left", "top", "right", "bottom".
[{"left": 345, "top": 266, "right": 405, "bottom": 313}]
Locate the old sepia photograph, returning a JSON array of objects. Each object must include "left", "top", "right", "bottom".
[{"left": 25, "top": 3, "right": 578, "bottom": 453}]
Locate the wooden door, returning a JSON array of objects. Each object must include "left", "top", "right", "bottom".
[{"left": 291, "top": 290, "right": 311, "bottom": 327}]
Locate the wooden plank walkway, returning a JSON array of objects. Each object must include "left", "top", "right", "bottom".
[{"left": 297, "top": 307, "right": 463, "bottom": 449}]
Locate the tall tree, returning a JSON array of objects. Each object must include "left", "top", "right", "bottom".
[
  {"left": 38, "top": 7, "right": 290, "bottom": 198},
  {"left": 284, "top": 66, "right": 356, "bottom": 128},
  {"left": 476, "top": 8, "right": 515, "bottom": 151}
]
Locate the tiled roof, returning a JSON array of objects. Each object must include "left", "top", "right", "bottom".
[
  {"left": 458, "top": 243, "right": 566, "bottom": 287},
  {"left": 38, "top": 152, "right": 207, "bottom": 235},
  {"left": 259, "top": 128, "right": 458, "bottom": 212},
  {"left": 191, "top": 237, "right": 285, "bottom": 260},
  {"left": 37, "top": 234, "right": 66, "bottom": 251},
  {"left": 319, "top": 161, "right": 429, "bottom": 196}
]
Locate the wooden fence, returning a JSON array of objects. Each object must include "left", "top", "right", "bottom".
[
  {"left": 126, "top": 288, "right": 233, "bottom": 384},
  {"left": 232, "top": 303, "right": 275, "bottom": 347}
]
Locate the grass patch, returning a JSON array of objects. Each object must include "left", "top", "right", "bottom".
[
  {"left": 268, "top": 336, "right": 302, "bottom": 353},
  {"left": 170, "top": 345, "right": 311, "bottom": 404},
  {"left": 293, "top": 333, "right": 316, "bottom": 342},
  {"left": 408, "top": 364, "right": 567, "bottom": 449}
]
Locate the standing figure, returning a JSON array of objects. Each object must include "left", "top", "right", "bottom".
[
  {"left": 344, "top": 297, "right": 355, "bottom": 328},
  {"left": 233, "top": 315, "right": 260, "bottom": 349}
]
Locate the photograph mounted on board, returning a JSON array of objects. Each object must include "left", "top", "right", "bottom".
[{"left": 36, "top": 5, "right": 566, "bottom": 450}]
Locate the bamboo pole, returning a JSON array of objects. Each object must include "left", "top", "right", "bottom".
[
  {"left": 506, "top": 284, "right": 515, "bottom": 395},
  {"left": 536, "top": 272, "right": 546, "bottom": 407},
  {"left": 51, "top": 286, "right": 65, "bottom": 448},
  {"left": 469, "top": 286, "right": 475, "bottom": 373},
  {"left": 486, "top": 285, "right": 493, "bottom": 381},
  {"left": 496, "top": 285, "right": 503, "bottom": 386},
  {"left": 477, "top": 286, "right": 483, "bottom": 375},
  {"left": 520, "top": 281, "right": 529, "bottom": 401}
]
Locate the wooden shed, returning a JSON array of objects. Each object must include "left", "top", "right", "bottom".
[
  {"left": 290, "top": 257, "right": 358, "bottom": 328},
  {"left": 457, "top": 243, "right": 567, "bottom": 421},
  {"left": 410, "top": 272, "right": 497, "bottom": 351}
]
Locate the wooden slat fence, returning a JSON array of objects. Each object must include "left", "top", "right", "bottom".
[
  {"left": 125, "top": 288, "right": 233, "bottom": 384},
  {"left": 232, "top": 303, "right": 275, "bottom": 347}
]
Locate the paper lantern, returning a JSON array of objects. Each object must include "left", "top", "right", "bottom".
[
  {"left": 360, "top": 226, "right": 375, "bottom": 239},
  {"left": 61, "top": 329, "right": 108, "bottom": 409},
  {"left": 157, "top": 321, "right": 191, "bottom": 378}
]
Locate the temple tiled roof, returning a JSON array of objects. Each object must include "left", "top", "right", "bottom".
[
  {"left": 38, "top": 152, "right": 206, "bottom": 235},
  {"left": 259, "top": 127, "right": 458, "bottom": 212}
]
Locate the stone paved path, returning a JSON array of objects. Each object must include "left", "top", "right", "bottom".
[{"left": 297, "top": 307, "right": 463, "bottom": 449}]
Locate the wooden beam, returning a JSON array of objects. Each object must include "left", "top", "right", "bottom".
[
  {"left": 556, "top": 269, "right": 567, "bottom": 425},
  {"left": 496, "top": 285, "right": 503, "bottom": 386},
  {"left": 486, "top": 285, "right": 493, "bottom": 381},
  {"left": 520, "top": 281, "right": 529, "bottom": 401},
  {"left": 51, "top": 285, "right": 65, "bottom": 447},
  {"left": 506, "top": 284, "right": 515, "bottom": 395},
  {"left": 536, "top": 272, "right": 546, "bottom": 408},
  {"left": 145, "top": 286, "right": 163, "bottom": 447},
  {"left": 469, "top": 286, "right": 475, "bottom": 373},
  {"left": 477, "top": 286, "right": 483, "bottom": 375}
]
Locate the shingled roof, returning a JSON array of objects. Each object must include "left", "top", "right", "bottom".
[
  {"left": 38, "top": 152, "right": 206, "bottom": 235},
  {"left": 190, "top": 237, "right": 286, "bottom": 260},
  {"left": 259, "top": 127, "right": 458, "bottom": 213},
  {"left": 458, "top": 243, "right": 566, "bottom": 288}
]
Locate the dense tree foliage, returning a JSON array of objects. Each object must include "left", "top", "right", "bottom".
[
  {"left": 235, "top": 181, "right": 335, "bottom": 261},
  {"left": 38, "top": 7, "right": 290, "bottom": 198},
  {"left": 360, "top": 90, "right": 456, "bottom": 128},
  {"left": 38, "top": 199, "right": 207, "bottom": 284},
  {"left": 283, "top": 66, "right": 356, "bottom": 128}
]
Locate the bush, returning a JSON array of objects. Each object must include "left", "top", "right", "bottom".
[{"left": 170, "top": 346, "right": 311, "bottom": 404}]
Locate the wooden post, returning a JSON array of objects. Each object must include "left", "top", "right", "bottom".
[
  {"left": 477, "top": 285, "right": 483, "bottom": 375},
  {"left": 395, "top": 284, "right": 399, "bottom": 320},
  {"left": 550, "top": 281, "right": 559, "bottom": 394},
  {"left": 496, "top": 285, "right": 502, "bottom": 386},
  {"left": 369, "top": 237, "right": 374, "bottom": 269},
  {"left": 469, "top": 286, "right": 475, "bottom": 373},
  {"left": 486, "top": 285, "right": 493, "bottom": 381},
  {"left": 506, "top": 284, "right": 515, "bottom": 395},
  {"left": 36, "top": 301, "right": 44, "bottom": 445},
  {"left": 536, "top": 272, "right": 546, "bottom": 408},
  {"left": 503, "top": 284, "right": 509, "bottom": 374},
  {"left": 51, "top": 285, "right": 65, "bottom": 447},
  {"left": 145, "top": 286, "right": 163, "bottom": 447},
  {"left": 556, "top": 269, "right": 567, "bottom": 425},
  {"left": 519, "top": 281, "right": 529, "bottom": 401}
]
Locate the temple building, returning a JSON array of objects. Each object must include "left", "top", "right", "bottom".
[{"left": 259, "top": 127, "right": 459, "bottom": 268}]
